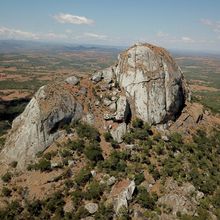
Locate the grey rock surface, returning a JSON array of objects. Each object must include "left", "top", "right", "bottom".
[
  {"left": 91, "top": 71, "right": 103, "bottom": 83},
  {"left": 110, "top": 123, "right": 127, "bottom": 143},
  {"left": 115, "top": 96, "right": 131, "bottom": 122},
  {"left": 114, "top": 43, "right": 188, "bottom": 125},
  {"left": 111, "top": 180, "right": 136, "bottom": 214},
  {"left": 0, "top": 83, "right": 83, "bottom": 168},
  {"left": 84, "top": 203, "right": 98, "bottom": 214},
  {"left": 65, "top": 75, "right": 80, "bottom": 85}
]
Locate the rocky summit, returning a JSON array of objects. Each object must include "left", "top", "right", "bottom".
[
  {"left": 0, "top": 43, "right": 189, "bottom": 168},
  {"left": 114, "top": 43, "right": 189, "bottom": 124}
]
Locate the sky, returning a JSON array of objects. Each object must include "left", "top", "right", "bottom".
[{"left": 0, "top": 0, "right": 220, "bottom": 51}]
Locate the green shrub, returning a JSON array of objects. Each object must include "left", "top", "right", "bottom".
[
  {"left": 71, "top": 190, "right": 83, "bottom": 207},
  {"left": 0, "top": 200, "right": 23, "bottom": 219},
  {"left": 152, "top": 169, "right": 160, "bottom": 181},
  {"left": 94, "top": 203, "right": 114, "bottom": 219},
  {"left": 76, "top": 122, "right": 100, "bottom": 141},
  {"left": 43, "top": 151, "right": 56, "bottom": 160},
  {"left": 74, "top": 168, "right": 92, "bottom": 186},
  {"left": 104, "top": 132, "right": 113, "bottom": 142},
  {"left": 134, "top": 173, "right": 145, "bottom": 185},
  {"left": 132, "top": 118, "right": 144, "bottom": 128},
  {"left": 84, "top": 180, "right": 104, "bottom": 200},
  {"left": 123, "top": 132, "right": 135, "bottom": 144},
  {"left": 45, "top": 191, "right": 65, "bottom": 213},
  {"left": 68, "top": 139, "right": 85, "bottom": 152},
  {"left": 73, "top": 206, "right": 90, "bottom": 219},
  {"left": 60, "top": 149, "right": 72, "bottom": 158},
  {"left": 133, "top": 129, "right": 148, "bottom": 140},
  {"left": 37, "top": 159, "right": 51, "bottom": 172},
  {"left": 84, "top": 142, "right": 103, "bottom": 163},
  {"left": 136, "top": 186, "right": 156, "bottom": 209},
  {"left": 1, "top": 172, "right": 12, "bottom": 182},
  {"left": 2, "top": 187, "right": 12, "bottom": 197},
  {"left": 27, "top": 200, "right": 42, "bottom": 216}
]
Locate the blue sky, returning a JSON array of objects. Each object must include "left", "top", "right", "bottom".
[{"left": 0, "top": 0, "right": 220, "bottom": 51}]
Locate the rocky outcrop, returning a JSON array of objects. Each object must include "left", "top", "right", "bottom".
[
  {"left": 158, "top": 179, "right": 203, "bottom": 217},
  {"left": 110, "top": 123, "right": 127, "bottom": 143},
  {"left": 84, "top": 202, "right": 98, "bottom": 214},
  {"left": 65, "top": 75, "right": 80, "bottom": 85},
  {"left": 115, "top": 96, "right": 131, "bottom": 122},
  {"left": 0, "top": 83, "right": 83, "bottom": 168},
  {"left": 91, "top": 43, "right": 188, "bottom": 125},
  {"left": 0, "top": 42, "right": 189, "bottom": 168},
  {"left": 110, "top": 179, "right": 135, "bottom": 214},
  {"left": 170, "top": 102, "right": 203, "bottom": 133},
  {"left": 114, "top": 43, "right": 188, "bottom": 125}
]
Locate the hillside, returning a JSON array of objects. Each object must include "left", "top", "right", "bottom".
[{"left": 0, "top": 43, "right": 220, "bottom": 220}]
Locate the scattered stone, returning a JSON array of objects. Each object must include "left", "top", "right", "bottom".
[
  {"left": 84, "top": 203, "right": 98, "bottom": 214},
  {"left": 115, "top": 96, "right": 131, "bottom": 122},
  {"left": 95, "top": 100, "right": 100, "bottom": 106},
  {"left": 81, "top": 217, "right": 95, "bottom": 220},
  {"left": 111, "top": 96, "right": 117, "bottom": 101},
  {"left": 107, "top": 176, "right": 116, "bottom": 186},
  {"left": 91, "top": 71, "right": 102, "bottom": 83},
  {"left": 104, "top": 114, "right": 115, "bottom": 120},
  {"left": 83, "top": 113, "right": 95, "bottom": 125},
  {"left": 133, "top": 210, "right": 148, "bottom": 220},
  {"left": 65, "top": 75, "right": 80, "bottom": 85},
  {"left": 103, "top": 98, "right": 112, "bottom": 106},
  {"left": 51, "top": 162, "right": 59, "bottom": 168},
  {"left": 102, "top": 67, "right": 115, "bottom": 84},
  {"left": 91, "top": 170, "right": 96, "bottom": 177},
  {"left": 109, "top": 102, "right": 117, "bottom": 111},
  {"left": 79, "top": 87, "right": 87, "bottom": 95},
  {"left": 161, "top": 135, "right": 169, "bottom": 142},
  {"left": 68, "top": 160, "right": 74, "bottom": 167},
  {"left": 110, "top": 123, "right": 127, "bottom": 143},
  {"left": 125, "top": 144, "right": 135, "bottom": 150}
]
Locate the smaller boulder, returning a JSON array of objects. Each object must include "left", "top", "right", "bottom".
[
  {"left": 103, "top": 98, "right": 112, "bottom": 106},
  {"left": 91, "top": 72, "right": 102, "bottom": 83},
  {"left": 102, "top": 67, "right": 115, "bottom": 84},
  {"left": 84, "top": 203, "right": 98, "bottom": 214},
  {"left": 65, "top": 75, "right": 80, "bottom": 85},
  {"left": 115, "top": 96, "right": 131, "bottom": 122},
  {"left": 110, "top": 179, "right": 135, "bottom": 215},
  {"left": 107, "top": 176, "right": 117, "bottom": 186},
  {"left": 110, "top": 123, "right": 127, "bottom": 143}
]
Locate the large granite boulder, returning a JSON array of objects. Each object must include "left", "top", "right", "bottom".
[
  {"left": 0, "top": 83, "right": 83, "bottom": 168},
  {"left": 114, "top": 43, "right": 188, "bottom": 125},
  {"left": 110, "top": 179, "right": 135, "bottom": 215}
]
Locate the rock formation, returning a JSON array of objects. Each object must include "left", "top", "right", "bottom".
[
  {"left": 0, "top": 83, "right": 83, "bottom": 168},
  {"left": 114, "top": 43, "right": 188, "bottom": 124},
  {"left": 0, "top": 42, "right": 189, "bottom": 168}
]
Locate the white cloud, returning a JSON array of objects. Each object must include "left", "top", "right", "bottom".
[
  {"left": 0, "top": 26, "right": 38, "bottom": 39},
  {"left": 84, "top": 32, "right": 107, "bottom": 40},
  {"left": 54, "top": 13, "right": 94, "bottom": 25},
  {"left": 156, "top": 31, "right": 169, "bottom": 38},
  {"left": 0, "top": 26, "right": 68, "bottom": 41},
  {"left": 201, "top": 18, "right": 220, "bottom": 33},
  {"left": 181, "top": 36, "right": 194, "bottom": 43},
  {"left": 156, "top": 31, "right": 194, "bottom": 44}
]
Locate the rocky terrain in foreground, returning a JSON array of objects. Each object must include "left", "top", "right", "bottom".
[{"left": 0, "top": 43, "right": 219, "bottom": 220}]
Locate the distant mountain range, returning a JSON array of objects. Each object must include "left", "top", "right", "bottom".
[
  {"left": 0, "top": 39, "right": 220, "bottom": 58},
  {"left": 0, "top": 40, "right": 123, "bottom": 54}
]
